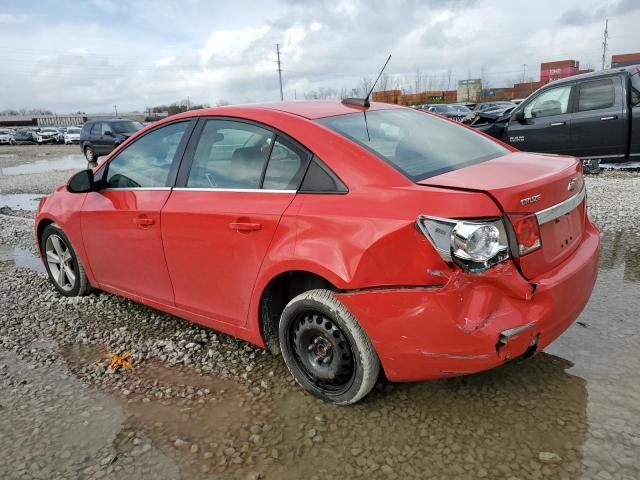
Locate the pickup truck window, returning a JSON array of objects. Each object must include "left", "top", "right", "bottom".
[
  {"left": 631, "top": 71, "right": 640, "bottom": 106},
  {"left": 524, "top": 85, "right": 571, "bottom": 119},
  {"left": 578, "top": 79, "right": 615, "bottom": 112}
]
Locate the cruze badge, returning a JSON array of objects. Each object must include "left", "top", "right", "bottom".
[{"left": 520, "top": 194, "right": 541, "bottom": 206}]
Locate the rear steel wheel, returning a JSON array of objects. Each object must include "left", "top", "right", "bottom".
[
  {"left": 291, "top": 312, "right": 355, "bottom": 393},
  {"left": 279, "top": 289, "right": 380, "bottom": 405},
  {"left": 84, "top": 146, "right": 95, "bottom": 162}
]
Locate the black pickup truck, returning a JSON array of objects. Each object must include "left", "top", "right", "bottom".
[{"left": 478, "top": 66, "right": 640, "bottom": 170}]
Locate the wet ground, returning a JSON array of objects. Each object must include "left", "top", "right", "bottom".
[{"left": 0, "top": 146, "right": 639, "bottom": 479}]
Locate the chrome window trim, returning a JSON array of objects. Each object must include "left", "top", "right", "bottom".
[
  {"left": 101, "top": 187, "right": 172, "bottom": 191},
  {"left": 172, "top": 187, "right": 296, "bottom": 194},
  {"left": 535, "top": 185, "right": 586, "bottom": 225}
]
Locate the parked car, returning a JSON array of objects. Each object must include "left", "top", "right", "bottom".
[
  {"left": 426, "top": 104, "right": 466, "bottom": 121},
  {"left": 501, "top": 65, "right": 640, "bottom": 170},
  {"left": 11, "top": 129, "right": 37, "bottom": 145},
  {"left": 474, "top": 101, "right": 516, "bottom": 113},
  {"left": 36, "top": 127, "right": 63, "bottom": 144},
  {"left": 0, "top": 128, "right": 13, "bottom": 144},
  {"left": 449, "top": 104, "right": 473, "bottom": 117},
  {"left": 64, "top": 126, "right": 81, "bottom": 144},
  {"left": 35, "top": 101, "right": 599, "bottom": 404},
  {"left": 80, "top": 118, "right": 144, "bottom": 162}
]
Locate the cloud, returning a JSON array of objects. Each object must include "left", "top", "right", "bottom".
[{"left": 0, "top": 0, "right": 638, "bottom": 112}]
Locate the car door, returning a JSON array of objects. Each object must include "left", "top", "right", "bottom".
[
  {"left": 161, "top": 118, "right": 311, "bottom": 325},
  {"left": 90, "top": 122, "right": 106, "bottom": 154},
  {"left": 570, "top": 76, "right": 627, "bottom": 160},
  {"left": 100, "top": 122, "right": 118, "bottom": 153},
  {"left": 506, "top": 83, "right": 574, "bottom": 154},
  {"left": 81, "top": 120, "right": 194, "bottom": 304}
]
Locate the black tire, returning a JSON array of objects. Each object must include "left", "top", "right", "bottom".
[
  {"left": 279, "top": 289, "right": 380, "bottom": 405},
  {"left": 84, "top": 145, "right": 95, "bottom": 162},
  {"left": 41, "top": 224, "right": 92, "bottom": 297}
]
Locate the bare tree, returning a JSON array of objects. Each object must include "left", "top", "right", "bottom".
[
  {"left": 216, "top": 99, "right": 230, "bottom": 107},
  {"left": 446, "top": 68, "right": 452, "bottom": 91},
  {"left": 413, "top": 69, "right": 424, "bottom": 94},
  {"left": 378, "top": 72, "right": 391, "bottom": 92},
  {"left": 358, "top": 77, "right": 374, "bottom": 97}
]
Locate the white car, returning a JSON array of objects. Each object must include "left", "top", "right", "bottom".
[
  {"left": 64, "top": 127, "right": 81, "bottom": 144},
  {"left": 36, "top": 128, "right": 63, "bottom": 144},
  {"left": 0, "top": 129, "right": 14, "bottom": 144}
]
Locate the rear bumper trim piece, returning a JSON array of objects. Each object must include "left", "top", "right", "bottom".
[{"left": 535, "top": 186, "right": 586, "bottom": 225}]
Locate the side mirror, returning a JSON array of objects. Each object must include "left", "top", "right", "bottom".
[
  {"left": 67, "top": 169, "right": 95, "bottom": 193},
  {"left": 514, "top": 110, "right": 525, "bottom": 123},
  {"left": 104, "top": 130, "right": 113, "bottom": 136}
]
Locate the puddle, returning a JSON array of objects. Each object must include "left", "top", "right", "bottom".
[
  {"left": 0, "top": 193, "right": 42, "bottom": 211},
  {"left": 0, "top": 154, "right": 88, "bottom": 176},
  {"left": 0, "top": 244, "right": 45, "bottom": 272}
]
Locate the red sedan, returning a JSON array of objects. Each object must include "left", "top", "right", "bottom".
[{"left": 35, "top": 101, "right": 599, "bottom": 404}]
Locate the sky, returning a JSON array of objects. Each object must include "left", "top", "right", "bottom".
[{"left": 0, "top": 0, "right": 639, "bottom": 113}]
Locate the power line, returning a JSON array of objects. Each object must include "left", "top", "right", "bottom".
[
  {"left": 601, "top": 19, "right": 609, "bottom": 70},
  {"left": 276, "top": 44, "right": 283, "bottom": 101}
]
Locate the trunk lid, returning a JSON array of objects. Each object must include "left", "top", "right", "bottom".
[{"left": 418, "top": 152, "right": 586, "bottom": 279}]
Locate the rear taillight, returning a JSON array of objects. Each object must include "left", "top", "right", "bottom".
[{"left": 508, "top": 214, "right": 541, "bottom": 256}]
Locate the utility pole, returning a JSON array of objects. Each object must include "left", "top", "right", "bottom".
[
  {"left": 276, "top": 44, "right": 284, "bottom": 101},
  {"left": 522, "top": 64, "right": 526, "bottom": 83},
  {"left": 601, "top": 19, "right": 609, "bottom": 70},
  {"left": 113, "top": 105, "right": 118, "bottom": 117}
]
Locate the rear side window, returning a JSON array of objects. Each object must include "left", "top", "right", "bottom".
[
  {"left": 90, "top": 123, "right": 101, "bottom": 135},
  {"left": 263, "top": 137, "right": 311, "bottom": 190},
  {"left": 317, "top": 109, "right": 507, "bottom": 181},
  {"left": 105, "top": 121, "right": 188, "bottom": 188},
  {"left": 187, "top": 120, "right": 274, "bottom": 189},
  {"left": 578, "top": 79, "right": 615, "bottom": 112},
  {"left": 632, "top": 70, "right": 640, "bottom": 106}
]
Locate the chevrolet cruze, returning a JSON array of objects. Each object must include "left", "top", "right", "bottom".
[{"left": 35, "top": 101, "right": 599, "bottom": 404}]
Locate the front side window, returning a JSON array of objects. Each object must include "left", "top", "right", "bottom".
[
  {"left": 187, "top": 120, "right": 274, "bottom": 189},
  {"left": 578, "top": 79, "right": 615, "bottom": 112},
  {"left": 524, "top": 85, "right": 572, "bottom": 119},
  {"left": 317, "top": 109, "right": 507, "bottom": 180},
  {"left": 105, "top": 121, "right": 188, "bottom": 188}
]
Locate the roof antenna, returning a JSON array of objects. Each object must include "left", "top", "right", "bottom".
[{"left": 342, "top": 54, "right": 392, "bottom": 108}]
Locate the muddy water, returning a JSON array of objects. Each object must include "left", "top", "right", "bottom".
[
  {"left": 0, "top": 243, "right": 45, "bottom": 272},
  {"left": 0, "top": 154, "right": 87, "bottom": 176},
  {"left": 2, "top": 231, "right": 639, "bottom": 479},
  {"left": 0, "top": 193, "right": 42, "bottom": 211}
]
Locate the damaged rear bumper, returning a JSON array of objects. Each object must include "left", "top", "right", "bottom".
[{"left": 335, "top": 221, "right": 600, "bottom": 382}]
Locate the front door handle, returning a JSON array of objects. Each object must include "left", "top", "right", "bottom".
[
  {"left": 550, "top": 122, "right": 566, "bottom": 127},
  {"left": 229, "top": 222, "right": 262, "bottom": 232},
  {"left": 600, "top": 115, "right": 618, "bottom": 121},
  {"left": 134, "top": 216, "right": 155, "bottom": 227}
]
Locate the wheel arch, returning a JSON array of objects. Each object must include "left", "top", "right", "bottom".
[{"left": 258, "top": 269, "right": 338, "bottom": 354}]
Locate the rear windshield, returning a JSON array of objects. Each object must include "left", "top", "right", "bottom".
[
  {"left": 317, "top": 109, "right": 508, "bottom": 180},
  {"left": 111, "top": 120, "right": 143, "bottom": 134}
]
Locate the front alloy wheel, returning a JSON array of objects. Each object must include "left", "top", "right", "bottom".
[
  {"left": 41, "top": 224, "right": 92, "bottom": 297},
  {"left": 279, "top": 289, "right": 380, "bottom": 405}
]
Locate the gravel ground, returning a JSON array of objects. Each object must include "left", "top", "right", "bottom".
[{"left": 0, "top": 146, "right": 639, "bottom": 479}]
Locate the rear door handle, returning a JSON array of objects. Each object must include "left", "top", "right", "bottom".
[
  {"left": 550, "top": 122, "right": 566, "bottom": 127},
  {"left": 134, "top": 216, "right": 155, "bottom": 227},
  {"left": 600, "top": 115, "right": 618, "bottom": 121},
  {"left": 229, "top": 222, "right": 262, "bottom": 232}
]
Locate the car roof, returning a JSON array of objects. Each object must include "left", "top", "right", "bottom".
[
  {"left": 182, "top": 100, "right": 402, "bottom": 120},
  {"left": 547, "top": 65, "right": 638, "bottom": 87}
]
